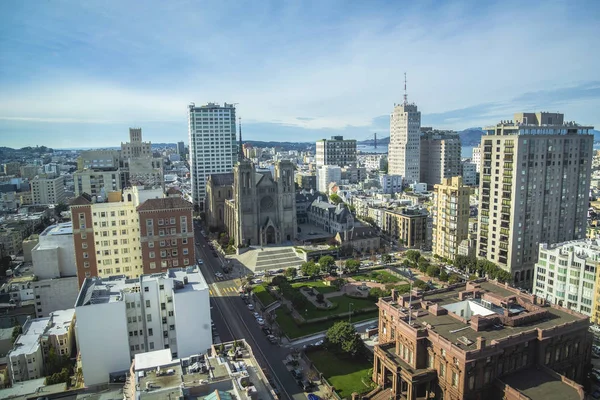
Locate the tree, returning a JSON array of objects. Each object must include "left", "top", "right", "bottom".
[
  {"left": 344, "top": 259, "right": 361, "bottom": 274},
  {"left": 439, "top": 270, "right": 449, "bottom": 282},
  {"left": 11, "top": 325, "right": 22, "bottom": 344},
  {"left": 300, "top": 261, "right": 320, "bottom": 277},
  {"left": 331, "top": 278, "right": 346, "bottom": 290},
  {"left": 426, "top": 264, "right": 441, "bottom": 278},
  {"left": 381, "top": 254, "right": 392, "bottom": 264},
  {"left": 290, "top": 291, "right": 307, "bottom": 309},
  {"left": 405, "top": 250, "right": 421, "bottom": 265},
  {"left": 362, "top": 216, "right": 377, "bottom": 228},
  {"left": 325, "top": 321, "right": 363, "bottom": 357},
  {"left": 271, "top": 275, "right": 287, "bottom": 287},
  {"left": 318, "top": 256, "right": 335, "bottom": 274},
  {"left": 54, "top": 203, "right": 69, "bottom": 218},
  {"left": 284, "top": 267, "right": 297, "bottom": 279},
  {"left": 413, "top": 279, "right": 428, "bottom": 290},
  {"left": 329, "top": 193, "right": 343, "bottom": 205},
  {"left": 448, "top": 274, "right": 461, "bottom": 285},
  {"left": 316, "top": 293, "right": 325, "bottom": 303}
]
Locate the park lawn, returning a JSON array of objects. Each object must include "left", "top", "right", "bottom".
[
  {"left": 309, "top": 349, "right": 373, "bottom": 398},
  {"left": 275, "top": 308, "right": 378, "bottom": 339},
  {"left": 292, "top": 280, "right": 340, "bottom": 294},
  {"left": 301, "top": 294, "right": 377, "bottom": 320},
  {"left": 353, "top": 270, "right": 403, "bottom": 284},
  {"left": 253, "top": 284, "right": 276, "bottom": 306}
]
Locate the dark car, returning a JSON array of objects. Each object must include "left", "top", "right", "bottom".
[
  {"left": 261, "top": 327, "right": 272, "bottom": 335},
  {"left": 291, "top": 369, "right": 302, "bottom": 379},
  {"left": 212, "top": 252, "right": 218, "bottom": 257},
  {"left": 298, "top": 379, "right": 313, "bottom": 391}
]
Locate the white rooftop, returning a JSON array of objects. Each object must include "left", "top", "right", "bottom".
[
  {"left": 10, "top": 317, "right": 51, "bottom": 357},
  {"left": 135, "top": 349, "right": 175, "bottom": 371},
  {"left": 45, "top": 309, "right": 75, "bottom": 336},
  {"left": 40, "top": 222, "right": 73, "bottom": 236}
]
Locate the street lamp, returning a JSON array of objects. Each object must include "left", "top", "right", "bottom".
[{"left": 349, "top": 302, "right": 354, "bottom": 324}]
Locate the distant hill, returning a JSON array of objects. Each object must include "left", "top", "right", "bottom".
[
  {"left": 458, "top": 128, "right": 485, "bottom": 146},
  {"left": 245, "top": 140, "right": 314, "bottom": 150},
  {"left": 357, "top": 136, "right": 390, "bottom": 146}
]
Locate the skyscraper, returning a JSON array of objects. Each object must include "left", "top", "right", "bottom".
[
  {"left": 177, "top": 141, "right": 185, "bottom": 157},
  {"left": 388, "top": 74, "right": 421, "bottom": 183},
  {"left": 419, "top": 128, "right": 462, "bottom": 187},
  {"left": 188, "top": 103, "right": 237, "bottom": 207},
  {"left": 476, "top": 112, "right": 593, "bottom": 287},
  {"left": 432, "top": 176, "right": 470, "bottom": 261}
]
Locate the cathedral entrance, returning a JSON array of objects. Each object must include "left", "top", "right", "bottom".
[{"left": 266, "top": 226, "right": 275, "bottom": 244}]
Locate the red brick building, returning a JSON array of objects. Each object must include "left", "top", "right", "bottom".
[
  {"left": 137, "top": 197, "right": 194, "bottom": 274},
  {"left": 70, "top": 194, "right": 98, "bottom": 288},
  {"left": 372, "top": 280, "right": 591, "bottom": 400}
]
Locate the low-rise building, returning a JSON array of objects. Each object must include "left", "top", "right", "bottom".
[
  {"left": 75, "top": 266, "right": 211, "bottom": 386},
  {"left": 31, "top": 176, "right": 66, "bottom": 206},
  {"left": 373, "top": 280, "right": 590, "bottom": 399},
  {"left": 380, "top": 174, "right": 403, "bottom": 194},
  {"left": 335, "top": 226, "right": 380, "bottom": 254},
  {"left": 533, "top": 239, "right": 600, "bottom": 320},
  {"left": 307, "top": 199, "right": 354, "bottom": 234}
]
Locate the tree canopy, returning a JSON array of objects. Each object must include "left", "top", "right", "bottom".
[
  {"left": 300, "top": 261, "right": 320, "bottom": 277},
  {"left": 284, "top": 267, "right": 297, "bottom": 279},
  {"left": 329, "top": 193, "right": 343, "bottom": 205},
  {"left": 344, "top": 259, "right": 361, "bottom": 274},
  {"left": 318, "top": 256, "right": 336, "bottom": 273},
  {"left": 405, "top": 250, "right": 421, "bottom": 264},
  {"left": 325, "top": 321, "right": 363, "bottom": 357}
]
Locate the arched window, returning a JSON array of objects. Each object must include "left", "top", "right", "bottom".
[
  {"left": 514, "top": 271, "right": 520, "bottom": 282},
  {"left": 127, "top": 194, "right": 132, "bottom": 202}
]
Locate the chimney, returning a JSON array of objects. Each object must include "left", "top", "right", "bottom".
[{"left": 476, "top": 336, "right": 486, "bottom": 350}]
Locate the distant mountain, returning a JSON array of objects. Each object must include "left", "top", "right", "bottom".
[
  {"left": 458, "top": 128, "right": 485, "bottom": 146},
  {"left": 592, "top": 130, "right": 600, "bottom": 142}
]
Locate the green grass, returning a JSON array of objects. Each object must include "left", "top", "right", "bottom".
[
  {"left": 309, "top": 349, "right": 373, "bottom": 398},
  {"left": 253, "top": 284, "right": 276, "bottom": 306},
  {"left": 352, "top": 270, "right": 403, "bottom": 284},
  {"left": 274, "top": 308, "right": 378, "bottom": 339},
  {"left": 292, "top": 280, "right": 340, "bottom": 294}
]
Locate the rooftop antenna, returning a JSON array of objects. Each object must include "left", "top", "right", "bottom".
[{"left": 403, "top": 72, "right": 408, "bottom": 105}]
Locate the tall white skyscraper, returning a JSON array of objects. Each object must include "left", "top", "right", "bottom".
[
  {"left": 388, "top": 74, "right": 421, "bottom": 183},
  {"left": 188, "top": 103, "right": 237, "bottom": 207}
]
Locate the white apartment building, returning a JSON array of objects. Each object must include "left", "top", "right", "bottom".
[
  {"left": 31, "top": 176, "right": 66, "bottom": 205},
  {"left": 75, "top": 266, "right": 211, "bottom": 386},
  {"left": 477, "top": 112, "right": 594, "bottom": 287},
  {"left": 32, "top": 222, "right": 79, "bottom": 318},
  {"left": 472, "top": 145, "right": 481, "bottom": 173},
  {"left": 358, "top": 154, "right": 387, "bottom": 172},
  {"left": 379, "top": 174, "right": 403, "bottom": 194},
  {"left": 388, "top": 98, "right": 421, "bottom": 184},
  {"left": 188, "top": 103, "right": 237, "bottom": 207},
  {"left": 419, "top": 128, "right": 462, "bottom": 187},
  {"left": 316, "top": 165, "right": 342, "bottom": 194},
  {"left": 315, "top": 136, "right": 357, "bottom": 167},
  {"left": 533, "top": 240, "right": 600, "bottom": 316},
  {"left": 7, "top": 309, "right": 75, "bottom": 383}
]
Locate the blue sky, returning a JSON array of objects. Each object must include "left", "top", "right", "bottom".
[{"left": 1, "top": 0, "right": 599, "bottom": 148}]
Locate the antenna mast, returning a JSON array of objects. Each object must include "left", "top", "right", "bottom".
[{"left": 403, "top": 72, "right": 408, "bottom": 105}]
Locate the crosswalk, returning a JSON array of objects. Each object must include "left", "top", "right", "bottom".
[{"left": 209, "top": 286, "right": 238, "bottom": 296}]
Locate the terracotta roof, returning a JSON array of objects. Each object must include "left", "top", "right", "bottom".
[
  {"left": 70, "top": 193, "right": 92, "bottom": 206},
  {"left": 137, "top": 197, "right": 193, "bottom": 212}
]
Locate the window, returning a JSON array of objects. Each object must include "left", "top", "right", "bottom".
[
  {"left": 159, "top": 284, "right": 164, "bottom": 290},
  {"left": 170, "top": 217, "right": 176, "bottom": 225},
  {"left": 183, "top": 248, "right": 189, "bottom": 255},
  {"left": 427, "top": 353, "right": 434, "bottom": 369},
  {"left": 144, "top": 286, "right": 149, "bottom": 292},
  {"left": 149, "top": 251, "right": 155, "bottom": 259},
  {"left": 149, "top": 342, "right": 154, "bottom": 350},
  {"left": 182, "top": 238, "right": 188, "bottom": 244},
  {"left": 484, "top": 369, "right": 491, "bottom": 384},
  {"left": 169, "top": 324, "right": 175, "bottom": 330},
  {"left": 452, "top": 371, "right": 458, "bottom": 387},
  {"left": 148, "top": 328, "right": 153, "bottom": 336},
  {"left": 145, "top": 300, "right": 151, "bottom": 307},
  {"left": 146, "top": 314, "right": 152, "bottom": 322},
  {"left": 149, "top": 241, "right": 154, "bottom": 248},
  {"left": 160, "top": 250, "right": 167, "bottom": 257},
  {"left": 468, "top": 375, "right": 475, "bottom": 390},
  {"left": 150, "top": 262, "right": 156, "bottom": 269},
  {"left": 168, "top": 311, "right": 174, "bottom": 316},
  {"left": 161, "top": 303, "right": 166, "bottom": 310},
  {"left": 439, "top": 363, "right": 445, "bottom": 378}
]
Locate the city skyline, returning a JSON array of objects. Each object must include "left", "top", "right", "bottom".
[{"left": 1, "top": 1, "right": 599, "bottom": 148}]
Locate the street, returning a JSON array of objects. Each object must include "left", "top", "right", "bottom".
[{"left": 193, "top": 224, "right": 311, "bottom": 400}]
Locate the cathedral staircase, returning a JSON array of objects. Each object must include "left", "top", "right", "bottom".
[{"left": 254, "top": 247, "right": 304, "bottom": 272}]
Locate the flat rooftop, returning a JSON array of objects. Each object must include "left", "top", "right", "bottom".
[
  {"left": 40, "top": 222, "right": 73, "bottom": 236},
  {"left": 45, "top": 309, "right": 74, "bottom": 336},
  {"left": 382, "top": 280, "right": 585, "bottom": 351},
  {"left": 501, "top": 367, "right": 582, "bottom": 400},
  {"left": 10, "top": 317, "right": 50, "bottom": 357}
]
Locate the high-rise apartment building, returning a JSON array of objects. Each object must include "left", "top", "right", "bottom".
[
  {"left": 461, "top": 160, "right": 477, "bottom": 186},
  {"left": 31, "top": 176, "right": 66, "bottom": 205},
  {"left": 315, "top": 136, "right": 357, "bottom": 167},
  {"left": 188, "top": 103, "right": 237, "bottom": 207},
  {"left": 432, "top": 176, "right": 470, "bottom": 261},
  {"left": 75, "top": 267, "right": 211, "bottom": 386},
  {"left": 533, "top": 240, "right": 600, "bottom": 318},
  {"left": 388, "top": 83, "right": 421, "bottom": 183},
  {"left": 420, "top": 128, "right": 462, "bottom": 187},
  {"left": 477, "top": 112, "right": 593, "bottom": 287},
  {"left": 316, "top": 165, "right": 342, "bottom": 194},
  {"left": 177, "top": 141, "right": 185, "bottom": 157},
  {"left": 472, "top": 144, "right": 482, "bottom": 173},
  {"left": 138, "top": 196, "right": 194, "bottom": 274}
]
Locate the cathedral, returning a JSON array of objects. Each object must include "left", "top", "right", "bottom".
[{"left": 205, "top": 126, "right": 297, "bottom": 247}]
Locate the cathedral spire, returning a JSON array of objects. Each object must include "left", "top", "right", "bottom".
[{"left": 238, "top": 117, "right": 245, "bottom": 162}]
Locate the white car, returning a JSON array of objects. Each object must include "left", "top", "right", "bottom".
[
  {"left": 253, "top": 312, "right": 261, "bottom": 319},
  {"left": 247, "top": 304, "right": 255, "bottom": 311},
  {"left": 256, "top": 318, "right": 265, "bottom": 326},
  {"left": 252, "top": 279, "right": 263, "bottom": 284}
]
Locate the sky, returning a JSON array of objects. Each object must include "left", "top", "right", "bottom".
[{"left": 1, "top": 0, "right": 599, "bottom": 148}]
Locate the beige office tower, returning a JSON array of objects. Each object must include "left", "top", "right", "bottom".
[
  {"left": 388, "top": 79, "right": 421, "bottom": 183},
  {"left": 476, "top": 112, "right": 594, "bottom": 287},
  {"left": 432, "top": 176, "right": 470, "bottom": 261},
  {"left": 420, "top": 128, "right": 462, "bottom": 187}
]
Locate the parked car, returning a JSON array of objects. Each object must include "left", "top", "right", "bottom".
[
  {"left": 256, "top": 318, "right": 265, "bottom": 326},
  {"left": 291, "top": 369, "right": 303, "bottom": 379},
  {"left": 267, "top": 335, "right": 278, "bottom": 344},
  {"left": 298, "top": 379, "right": 313, "bottom": 391},
  {"left": 197, "top": 258, "right": 203, "bottom": 265},
  {"left": 314, "top": 339, "right": 324, "bottom": 347},
  {"left": 253, "top": 312, "right": 261, "bottom": 319},
  {"left": 212, "top": 252, "right": 218, "bottom": 257},
  {"left": 261, "top": 327, "right": 272, "bottom": 335},
  {"left": 252, "top": 279, "right": 263, "bottom": 284},
  {"left": 247, "top": 304, "right": 254, "bottom": 311}
]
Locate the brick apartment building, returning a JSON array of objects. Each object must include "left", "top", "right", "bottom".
[
  {"left": 372, "top": 280, "right": 591, "bottom": 400},
  {"left": 138, "top": 196, "right": 194, "bottom": 274}
]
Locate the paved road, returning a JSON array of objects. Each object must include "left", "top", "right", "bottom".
[{"left": 193, "top": 224, "right": 309, "bottom": 400}]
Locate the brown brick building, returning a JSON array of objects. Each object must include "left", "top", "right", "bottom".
[
  {"left": 372, "top": 280, "right": 591, "bottom": 400},
  {"left": 137, "top": 196, "right": 194, "bottom": 274},
  {"left": 70, "top": 194, "right": 98, "bottom": 288}
]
